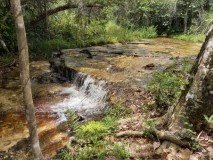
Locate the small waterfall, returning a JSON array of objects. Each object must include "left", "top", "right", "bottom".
[{"left": 37, "top": 69, "right": 109, "bottom": 124}]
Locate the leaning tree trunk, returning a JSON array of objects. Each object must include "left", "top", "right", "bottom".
[
  {"left": 168, "top": 27, "right": 213, "bottom": 131},
  {"left": 10, "top": 0, "right": 43, "bottom": 159}
]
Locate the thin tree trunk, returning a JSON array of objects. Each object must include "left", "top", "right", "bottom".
[
  {"left": 0, "top": 11, "right": 11, "bottom": 54},
  {"left": 167, "top": 0, "right": 178, "bottom": 33},
  {"left": 10, "top": 0, "right": 43, "bottom": 159},
  {"left": 44, "top": 0, "right": 49, "bottom": 31},
  {"left": 0, "top": 34, "right": 11, "bottom": 54},
  {"left": 183, "top": 7, "right": 188, "bottom": 34}
]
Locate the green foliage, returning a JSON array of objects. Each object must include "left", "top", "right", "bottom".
[
  {"left": 179, "top": 114, "right": 200, "bottom": 151},
  {"left": 34, "top": 38, "right": 72, "bottom": 58},
  {"left": 204, "top": 115, "right": 213, "bottom": 123},
  {"left": 171, "top": 34, "right": 205, "bottom": 43},
  {"left": 148, "top": 72, "right": 185, "bottom": 111},
  {"left": 0, "top": 3, "right": 16, "bottom": 53},
  {"left": 2, "top": 0, "right": 213, "bottom": 56},
  {"left": 74, "top": 142, "right": 129, "bottom": 160},
  {"left": 54, "top": 148, "right": 74, "bottom": 160},
  {"left": 204, "top": 115, "right": 213, "bottom": 128},
  {"left": 35, "top": 18, "right": 157, "bottom": 55},
  {"left": 67, "top": 110, "right": 80, "bottom": 134},
  {"left": 142, "top": 105, "right": 156, "bottom": 138},
  {"left": 188, "top": 12, "right": 213, "bottom": 34},
  {"left": 77, "top": 121, "right": 108, "bottom": 144},
  {"left": 102, "top": 116, "right": 118, "bottom": 132},
  {"left": 0, "top": 54, "right": 14, "bottom": 66},
  {"left": 132, "top": 26, "right": 157, "bottom": 39},
  {"left": 112, "top": 143, "right": 129, "bottom": 160},
  {"left": 76, "top": 145, "right": 108, "bottom": 160},
  {"left": 107, "top": 104, "right": 132, "bottom": 118},
  {"left": 55, "top": 103, "right": 132, "bottom": 160},
  {"left": 191, "top": 137, "right": 200, "bottom": 151}
]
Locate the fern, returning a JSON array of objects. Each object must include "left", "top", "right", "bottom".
[
  {"left": 67, "top": 110, "right": 80, "bottom": 134},
  {"left": 78, "top": 121, "right": 108, "bottom": 144},
  {"left": 204, "top": 115, "right": 213, "bottom": 124}
]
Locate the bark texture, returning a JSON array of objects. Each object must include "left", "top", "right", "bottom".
[
  {"left": 10, "top": 0, "right": 43, "bottom": 159},
  {"left": 169, "top": 27, "right": 213, "bottom": 130}
]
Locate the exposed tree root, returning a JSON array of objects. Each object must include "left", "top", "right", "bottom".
[
  {"left": 116, "top": 131, "right": 144, "bottom": 137},
  {"left": 155, "top": 130, "right": 190, "bottom": 147},
  {"left": 116, "top": 129, "right": 190, "bottom": 148},
  {"left": 129, "top": 152, "right": 156, "bottom": 159}
]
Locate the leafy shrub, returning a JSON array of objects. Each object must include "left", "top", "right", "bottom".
[
  {"left": 75, "top": 142, "right": 129, "bottom": 160},
  {"left": 39, "top": 38, "right": 71, "bottom": 50},
  {"left": 148, "top": 72, "right": 185, "bottom": 111},
  {"left": 132, "top": 26, "right": 157, "bottom": 39},
  {"left": 112, "top": 143, "right": 129, "bottom": 160},
  {"left": 102, "top": 116, "right": 118, "bottom": 132},
  {"left": 78, "top": 121, "right": 108, "bottom": 144},
  {"left": 108, "top": 104, "right": 132, "bottom": 119},
  {"left": 76, "top": 146, "right": 108, "bottom": 160},
  {"left": 35, "top": 38, "right": 72, "bottom": 57},
  {"left": 0, "top": 54, "right": 14, "bottom": 66}
]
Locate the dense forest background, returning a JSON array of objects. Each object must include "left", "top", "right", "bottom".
[{"left": 0, "top": 0, "right": 212, "bottom": 61}]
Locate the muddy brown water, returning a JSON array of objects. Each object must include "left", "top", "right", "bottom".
[{"left": 0, "top": 38, "right": 201, "bottom": 158}]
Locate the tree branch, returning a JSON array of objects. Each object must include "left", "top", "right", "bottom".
[{"left": 30, "top": 3, "right": 103, "bottom": 26}]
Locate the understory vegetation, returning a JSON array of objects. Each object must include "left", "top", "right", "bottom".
[
  {"left": 34, "top": 22, "right": 157, "bottom": 58},
  {"left": 171, "top": 34, "right": 205, "bottom": 43},
  {"left": 54, "top": 104, "right": 131, "bottom": 160},
  {"left": 147, "top": 58, "right": 193, "bottom": 113}
]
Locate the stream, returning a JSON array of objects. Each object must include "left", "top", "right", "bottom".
[{"left": 0, "top": 38, "right": 201, "bottom": 158}]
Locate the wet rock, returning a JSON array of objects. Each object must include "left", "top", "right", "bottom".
[
  {"left": 108, "top": 50, "right": 124, "bottom": 55},
  {"left": 80, "top": 49, "right": 93, "bottom": 58},
  {"left": 143, "top": 63, "right": 155, "bottom": 70},
  {"left": 33, "top": 72, "right": 61, "bottom": 84},
  {"left": 52, "top": 50, "right": 65, "bottom": 58}
]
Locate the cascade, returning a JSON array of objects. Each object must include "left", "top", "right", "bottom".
[{"left": 36, "top": 67, "right": 109, "bottom": 124}]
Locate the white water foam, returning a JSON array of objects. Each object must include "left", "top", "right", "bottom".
[{"left": 38, "top": 75, "right": 108, "bottom": 124}]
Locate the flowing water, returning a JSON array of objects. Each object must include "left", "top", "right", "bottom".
[
  {"left": 37, "top": 74, "right": 108, "bottom": 125},
  {"left": 0, "top": 38, "right": 202, "bottom": 158}
]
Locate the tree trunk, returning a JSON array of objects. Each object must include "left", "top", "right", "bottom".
[
  {"left": 43, "top": 0, "right": 49, "bottom": 31},
  {"left": 167, "top": 0, "right": 178, "bottom": 34},
  {"left": 10, "top": 0, "right": 43, "bottom": 159},
  {"left": 168, "top": 27, "right": 213, "bottom": 131},
  {"left": 183, "top": 4, "right": 189, "bottom": 34}
]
